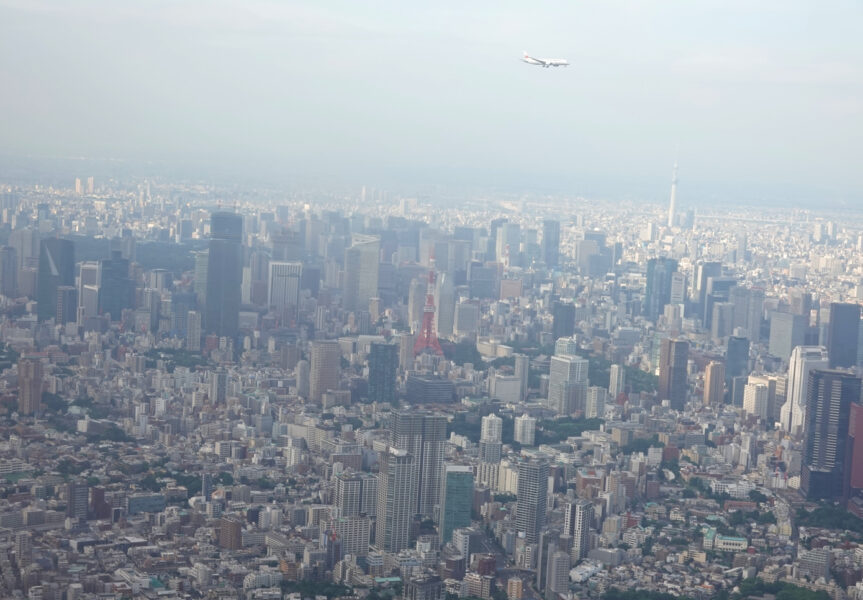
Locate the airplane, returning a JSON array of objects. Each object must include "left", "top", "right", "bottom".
[{"left": 522, "top": 51, "right": 569, "bottom": 68}]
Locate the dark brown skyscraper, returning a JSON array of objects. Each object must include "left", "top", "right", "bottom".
[{"left": 658, "top": 338, "right": 689, "bottom": 410}]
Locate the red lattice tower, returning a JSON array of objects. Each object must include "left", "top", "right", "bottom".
[{"left": 413, "top": 259, "right": 443, "bottom": 357}]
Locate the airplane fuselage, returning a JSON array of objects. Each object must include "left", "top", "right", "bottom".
[{"left": 522, "top": 52, "right": 569, "bottom": 67}]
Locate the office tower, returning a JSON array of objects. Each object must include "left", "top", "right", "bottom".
[
  {"left": 186, "top": 311, "right": 202, "bottom": 351},
  {"left": 210, "top": 369, "right": 227, "bottom": 404},
  {"left": 711, "top": 302, "right": 735, "bottom": 341},
  {"left": 96, "top": 250, "right": 133, "bottom": 322},
  {"left": 703, "top": 361, "right": 725, "bottom": 406},
  {"left": 730, "top": 286, "right": 764, "bottom": 342},
  {"left": 193, "top": 250, "right": 208, "bottom": 305},
  {"left": 667, "top": 162, "right": 678, "bottom": 227},
  {"left": 515, "top": 458, "right": 549, "bottom": 543},
  {"left": 390, "top": 410, "right": 447, "bottom": 517},
  {"left": 548, "top": 354, "right": 588, "bottom": 415},
  {"left": 801, "top": 370, "right": 861, "bottom": 500},
  {"left": 669, "top": 271, "right": 686, "bottom": 305},
  {"left": 66, "top": 480, "right": 89, "bottom": 521},
  {"left": 268, "top": 261, "right": 302, "bottom": 322},
  {"left": 542, "top": 219, "right": 561, "bottom": 267},
  {"left": 547, "top": 550, "right": 571, "bottom": 595},
  {"left": 828, "top": 302, "right": 861, "bottom": 368},
  {"left": 769, "top": 311, "right": 807, "bottom": 362},
  {"left": 514, "top": 414, "right": 536, "bottom": 446},
  {"left": 514, "top": 353, "right": 529, "bottom": 401},
  {"left": 439, "top": 465, "right": 474, "bottom": 544},
  {"left": 343, "top": 234, "right": 380, "bottom": 313},
  {"left": 434, "top": 271, "right": 456, "bottom": 338},
  {"left": 375, "top": 447, "right": 416, "bottom": 553},
  {"left": 205, "top": 212, "right": 243, "bottom": 338},
  {"left": 691, "top": 261, "right": 722, "bottom": 318},
  {"left": 201, "top": 473, "right": 213, "bottom": 501},
  {"left": 658, "top": 339, "right": 689, "bottom": 410},
  {"left": 310, "top": 340, "right": 341, "bottom": 403},
  {"left": 454, "top": 300, "right": 480, "bottom": 337},
  {"left": 644, "top": 257, "right": 678, "bottom": 322},
  {"left": 586, "top": 386, "right": 606, "bottom": 419},
  {"left": 725, "top": 336, "right": 750, "bottom": 405},
  {"left": 55, "top": 285, "right": 77, "bottom": 324},
  {"left": 17, "top": 358, "right": 43, "bottom": 415},
  {"left": 368, "top": 342, "right": 398, "bottom": 404},
  {"left": 170, "top": 292, "right": 196, "bottom": 338},
  {"left": 479, "top": 413, "right": 503, "bottom": 463},
  {"left": 37, "top": 238, "right": 75, "bottom": 322},
  {"left": 552, "top": 302, "right": 576, "bottom": 340},
  {"left": 408, "top": 277, "right": 426, "bottom": 331},
  {"left": 554, "top": 336, "right": 578, "bottom": 356},
  {"left": 779, "top": 346, "right": 830, "bottom": 435},
  {"left": 703, "top": 276, "right": 737, "bottom": 330},
  {"left": 743, "top": 383, "right": 769, "bottom": 420},
  {"left": 219, "top": 516, "right": 243, "bottom": 550},
  {"left": 0, "top": 246, "right": 17, "bottom": 297},
  {"left": 496, "top": 222, "right": 521, "bottom": 267},
  {"left": 564, "top": 499, "right": 593, "bottom": 562},
  {"left": 468, "top": 261, "right": 498, "bottom": 299},
  {"left": 609, "top": 364, "right": 625, "bottom": 400}
]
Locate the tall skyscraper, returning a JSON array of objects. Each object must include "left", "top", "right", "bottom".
[
  {"left": 552, "top": 302, "right": 576, "bottom": 340},
  {"left": 334, "top": 471, "right": 378, "bottom": 517},
  {"left": 205, "top": 212, "right": 243, "bottom": 339},
  {"left": 644, "top": 257, "right": 678, "bottom": 322},
  {"left": 186, "top": 310, "right": 202, "bottom": 351},
  {"left": 801, "top": 370, "right": 861, "bottom": 500},
  {"left": 37, "top": 238, "right": 75, "bottom": 322},
  {"left": 390, "top": 410, "right": 447, "bottom": 517},
  {"left": 514, "top": 354, "right": 529, "bottom": 402},
  {"left": 375, "top": 447, "right": 416, "bottom": 553},
  {"left": 691, "top": 261, "right": 721, "bottom": 318},
  {"left": 343, "top": 234, "right": 380, "bottom": 313},
  {"left": 609, "top": 364, "right": 626, "bottom": 400},
  {"left": 548, "top": 354, "right": 589, "bottom": 415},
  {"left": 0, "top": 246, "right": 18, "bottom": 297},
  {"left": 542, "top": 219, "right": 561, "bottom": 267},
  {"left": 368, "top": 342, "right": 398, "bottom": 404},
  {"left": 98, "top": 251, "right": 133, "bottom": 322},
  {"left": 564, "top": 499, "right": 593, "bottom": 562},
  {"left": 515, "top": 458, "right": 549, "bottom": 544},
  {"left": 439, "top": 465, "right": 473, "bottom": 545},
  {"left": 703, "top": 361, "right": 725, "bottom": 406},
  {"left": 779, "top": 346, "right": 830, "bottom": 435},
  {"left": 268, "top": 261, "right": 303, "bottom": 322},
  {"left": 828, "top": 302, "right": 861, "bottom": 368},
  {"left": 56, "top": 285, "right": 77, "bottom": 325},
  {"left": 667, "top": 162, "right": 678, "bottom": 228},
  {"left": 310, "top": 340, "right": 341, "bottom": 403},
  {"left": 725, "top": 335, "right": 750, "bottom": 405},
  {"left": 514, "top": 414, "right": 536, "bottom": 446},
  {"left": 658, "top": 338, "right": 689, "bottom": 410},
  {"left": 17, "top": 358, "right": 42, "bottom": 416},
  {"left": 769, "top": 311, "right": 807, "bottom": 362}
]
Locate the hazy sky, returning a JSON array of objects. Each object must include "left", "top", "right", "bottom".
[{"left": 1, "top": 0, "right": 861, "bottom": 203}]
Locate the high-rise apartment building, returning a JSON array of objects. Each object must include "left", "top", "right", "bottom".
[
  {"left": 17, "top": 358, "right": 43, "bottom": 416},
  {"left": 514, "top": 414, "right": 536, "bottom": 446},
  {"left": 390, "top": 410, "right": 447, "bottom": 517},
  {"left": 515, "top": 458, "right": 549, "bottom": 544},
  {"left": 548, "top": 354, "right": 588, "bottom": 415},
  {"left": 375, "top": 447, "right": 416, "bottom": 553},
  {"left": 564, "top": 499, "right": 593, "bottom": 562}
]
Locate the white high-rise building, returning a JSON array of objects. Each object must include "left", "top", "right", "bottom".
[
  {"left": 586, "top": 386, "right": 607, "bottom": 419},
  {"left": 514, "top": 414, "right": 536, "bottom": 446},
  {"left": 268, "top": 261, "right": 302, "bottom": 321},
  {"left": 375, "top": 447, "right": 416, "bottom": 553},
  {"left": 548, "top": 354, "right": 588, "bottom": 415},
  {"left": 743, "top": 383, "right": 769, "bottom": 420},
  {"left": 609, "top": 364, "right": 625, "bottom": 399},
  {"left": 779, "top": 346, "right": 829, "bottom": 434},
  {"left": 481, "top": 413, "right": 503, "bottom": 443}
]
